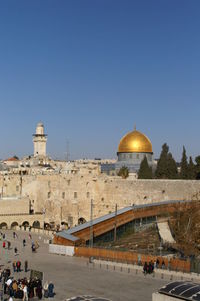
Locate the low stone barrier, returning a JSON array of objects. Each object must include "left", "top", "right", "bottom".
[{"left": 49, "top": 244, "right": 75, "bottom": 256}]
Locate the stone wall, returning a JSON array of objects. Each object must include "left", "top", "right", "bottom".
[
  {"left": 0, "top": 173, "right": 200, "bottom": 227},
  {"left": 0, "top": 197, "right": 29, "bottom": 215}
]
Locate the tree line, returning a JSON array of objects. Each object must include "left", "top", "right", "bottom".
[{"left": 138, "top": 143, "right": 200, "bottom": 179}]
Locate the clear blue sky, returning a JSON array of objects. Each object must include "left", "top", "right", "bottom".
[{"left": 0, "top": 1, "right": 200, "bottom": 161}]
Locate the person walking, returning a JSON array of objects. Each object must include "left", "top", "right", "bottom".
[{"left": 24, "top": 260, "right": 28, "bottom": 273}]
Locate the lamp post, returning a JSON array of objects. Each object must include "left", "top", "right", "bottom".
[
  {"left": 89, "top": 199, "right": 93, "bottom": 248},
  {"left": 42, "top": 208, "right": 46, "bottom": 234},
  {"left": 114, "top": 204, "right": 117, "bottom": 242}
]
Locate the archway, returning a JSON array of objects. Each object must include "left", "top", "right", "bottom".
[
  {"left": 32, "top": 221, "right": 40, "bottom": 229},
  {"left": 61, "top": 221, "right": 68, "bottom": 230},
  {"left": 22, "top": 221, "right": 29, "bottom": 230},
  {"left": 0, "top": 222, "right": 8, "bottom": 229},
  {"left": 78, "top": 217, "right": 87, "bottom": 225},
  {"left": 11, "top": 222, "right": 18, "bottom": 229}
]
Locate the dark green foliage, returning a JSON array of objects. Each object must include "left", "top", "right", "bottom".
[
  {"left": 167, "top": 153, "right": 178, "bottom": 179},
  {"left": 138, "top": 156, "right": 152, "bottom": 179},
  {"left": 118, "top": 166, "right": 129, "bottom": 179},
  {"left": 195, "top": 156, "right": 200, "bottom": 180},
  {"left": 155, "top": 143, "right": 169, "bottom": 179},
  {"left": 155, "top": 143, "right": 178, "bottom": 179},
  {"left": 188, "top": 156, "right": 196, "bottom": 179},
  {"left": 180, "top": 146, "right": 188, "bottom": 179}
]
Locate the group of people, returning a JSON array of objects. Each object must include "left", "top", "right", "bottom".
[
  {"left": 143, "top": 258, "right": 166, "bottom": 274},
  {"left": 143, "top": 261, "right": 155, "bottom": 274},
  {"left": 2, "top": 275, "right": 51, "bottom": 300},
  {"left": 12, "top": 260, "right": 28, "bottom": 273},
  {"left": 0, "top": 231, "right": 55, "bottom": 299},
  {"left": 0, "top": 263, "right": 54, "bottom": 300}
]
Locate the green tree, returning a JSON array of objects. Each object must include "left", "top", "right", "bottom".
[
  {"left": 138, "top": 156, "right": 152, "bottom": 179},
  {"left": 155, "top": 143, "right": 178, "bottom": 179},
  {"left": 180, "top": 146, "right": 188, "bottom": 179},
  {"left": 155, "top": 143, "right": 169, "bottom": 179},
  {"left": 118, "top": 166, "right": 129, "bottom": 179},
  {"left": 195, "top": 156, "right": 200, "bottom": 179},
  {"left": 167, "top": 153, "right": 178, "bottom": 179},
  {"left": 188, "top": 156, "right": 195, "bottom": 179}
]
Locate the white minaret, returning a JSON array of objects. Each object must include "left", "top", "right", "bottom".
[{"left": 33, "top": 122, "right": 47, "bottom": 157}]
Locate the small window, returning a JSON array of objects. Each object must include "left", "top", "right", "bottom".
[
  {"left": 129, "top": 154, "right": 132, "bottom": 159},
  {"left": 62, "top": 192, "right": 65, "bottom": 199},
  {"left": 87, "top": 192, "right": 90, "bottom": 198},
  {"left": 16, "top": 185, "right": 19, "bottom": 192},
  {"left": 74, "top": 192, "right": 77, "bottom": 199},
  {"left": 136, "top": 154, "right": 139, "bottom": 159},
  {"left": 68, "top": 180, "right": 70, "bottom": 185},
  {"left": 48, "top": 192, "right": 51, "bottom": 198}
]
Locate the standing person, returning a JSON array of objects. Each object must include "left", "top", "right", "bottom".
[
  {"left": 24, "top": 260, "right": 28, "bottom": 273},
  {"left": 29, "top": 233, "right": 32, "bottom": 240},
  {"left": 3, "top": 241, "right": 5, "bottom": 248},
  {"left": 48, "top": 281, "right": 54, "bottom": 298},
  {"left": 23, "top": 284, "right": 28, "bottom": 301},
  {"left": 16, "top": 261, "right": 20, "bottom": 272},
  {"left": 23, "top": 239, "right": 26, "bottom": 247},
  {"left": 43, "top": 281, "right": 49, "bottom": 298},
  {"left": 12, "top": 261, "right": 16, "bottom": 273},
  {"left": 14, "top": 247, "right": 18, "bottom": 256},
  {"left": 7, "top": 241, "right": 11, "bottom": 250}
]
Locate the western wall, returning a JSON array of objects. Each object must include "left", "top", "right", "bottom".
[{"left": 0, "top": 172, "right": 200, "bottom": 228}]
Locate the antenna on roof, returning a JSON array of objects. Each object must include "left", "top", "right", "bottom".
[{"left": 65, "top": 139, "right": 70, "bottom": 162}]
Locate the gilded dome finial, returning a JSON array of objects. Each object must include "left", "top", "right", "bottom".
[{"left": 134, "top": 124, "right": 136, "bottom": 131}]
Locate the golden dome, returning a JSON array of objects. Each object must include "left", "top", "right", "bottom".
[{"left": 118, "top": 128, "right": 152, "bottom": 153}]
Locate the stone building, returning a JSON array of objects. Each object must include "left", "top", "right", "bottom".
[
  {"left": 33, "top": 122, "right": 47, "bottom": 157},
  {"left": 0, "top": 122, "right": 200, "bottom": 230}
]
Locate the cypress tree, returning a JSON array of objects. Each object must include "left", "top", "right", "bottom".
[
  {"left": 155, "top": 143, "right": 169, "bottom": 179},
  {"left": 138, "top": 156, "right": 152, "bottom": 179},
  {"left": 180, "top": 146, "right": 188, "bottom": 179},
  {"left": 188, "top": 156, "right": 195, "bottom": 179},
  {"left": 167, "top": 153, "right": 178, "bottom": 179},
  {"left": 195, "top": 156, "right": 200, "bottom": 180}
]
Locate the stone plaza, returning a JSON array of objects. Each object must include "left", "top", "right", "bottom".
[{"left": 0, "top": 230, "right": 168, "bottom": 301}]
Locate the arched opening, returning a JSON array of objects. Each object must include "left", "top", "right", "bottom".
[
  {"left": 22, "top": 221, "right": 29, "bottom": 230},
  {"left": 61, "top": 221, "right": 68, "bottom": 230},
  {"left": 11, "top": 222, "right": 18, "bottom": 229},
  {"left": 32, "top": 221, "right": 40, "bottom": 229},
  {"left": 0, "top": 222, "right": 8, "bottom": 229},
  {"left": 78, "top": 217, "right": 87, "bottom": 225}
]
